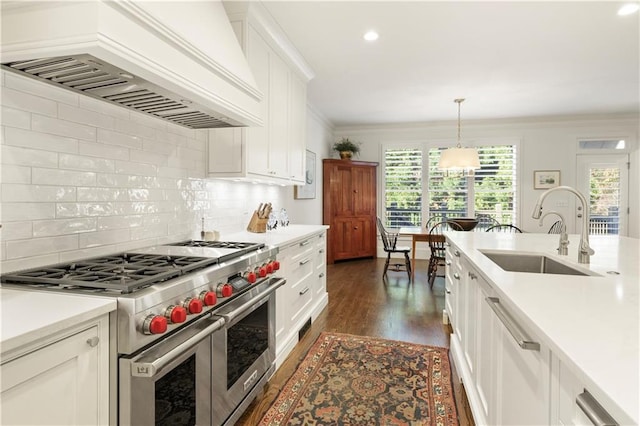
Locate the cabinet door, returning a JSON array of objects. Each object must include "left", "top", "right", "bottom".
[
  {"left": 464, "top": 267, "right": 479, "bottom": 379},
  {"left": 288, "top": 73, "right": 306, "bottom": 183},
  {"left": 352, "top": 165, "right": 376, "bottom": 216},
  {"left": 493, "top": 300, "right": 550, "bottom": 425},
  {"left": 476, "top": 280, "right": 497, "bottom": 425},
  {"left": 246, "top": 25, "right": 270, "bottom": 177},
  {"left": 1, "top": 326, "right": 106, "bottom": 425},
  {"left": 331, "top": 217, "right": 375, "bottom": 260},
  {"left": 267, "top": 51, "right": 289, "bottom": 178}
]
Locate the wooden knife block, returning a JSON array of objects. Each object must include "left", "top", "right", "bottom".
[{"left": 246, "top": 211, "right": 267, "bottom": 233}]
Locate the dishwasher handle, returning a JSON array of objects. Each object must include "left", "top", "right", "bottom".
[{"left": 576, "top": 390, "right": 619, "bottom": 426}]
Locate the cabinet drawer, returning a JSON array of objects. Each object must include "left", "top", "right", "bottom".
[{"left": 289, "top": 280, "right": 313, "bottom": 324}]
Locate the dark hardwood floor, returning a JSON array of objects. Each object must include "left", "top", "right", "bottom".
[{"left": 236, "top": 257, "right": 475, "bottom": 425}]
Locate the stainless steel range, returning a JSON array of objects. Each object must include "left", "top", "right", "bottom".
[{"left": 1, "top": 240, "right": 285, "bottom": 425}]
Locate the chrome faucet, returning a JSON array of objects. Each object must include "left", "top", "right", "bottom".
[
  {"left": 532, "top": 186, "right": 594, "bottom": 264},
  {"left": 538, "top": 211, "right": 569, "bottom": 255}
]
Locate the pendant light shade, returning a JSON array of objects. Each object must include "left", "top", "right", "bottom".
[{"left": 438, "top": 98, "right": 480, "bottom": 174}]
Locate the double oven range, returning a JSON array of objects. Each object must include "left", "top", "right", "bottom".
[{"left": 0, "top": 239, "right": 285, "bottom": 425}]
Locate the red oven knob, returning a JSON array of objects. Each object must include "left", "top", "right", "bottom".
[
  {"left": 266, "top": 262, "right": 274, "bottom": 274},
  {"left": 200, "top": 291, "right": 217, "bottom": 306},
  {"left": 184, "top": 297, "right": 203, "bottom": 314},
  {"left": 272, "top": 260, "right": 280, "bottom": 271},
  {"left": 165, "top": 306, "right": 187, "bottom": 324},
  {"left": 258, "top": 265, "right": 268, "bottom": 278},
  {"left": 143, "top": 314, "right": 167, "bottom": 335},
  {"left": 217, "top": 283, "right": 233, "bottom": 298},
  {"left": 246, "top": 271, "right": 257, "bottom": 283}
]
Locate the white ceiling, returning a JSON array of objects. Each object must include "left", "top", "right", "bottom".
[{"left": 262, "top": 1, "right": 640, "bottom": 127}]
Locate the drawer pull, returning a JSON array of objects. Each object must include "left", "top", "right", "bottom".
[
  {"left": 319, "top": 272, "right": 325, "bottom": 278},
  {"left": 446, "top": 289, "right": 451, "bottom": 294},
  {"left": 453, "top": 273, "right": 460, "bottom": 280},
  {"left": 300, "top": 240, "right": 311, "bottom": 247},
  {"left": 576, "top": 390, "right": 619, "bottom": 426},
  {"left": 454, "top": 250, "right": 460, "bottom": 257},
  {"left": 319, "top": 249, "right": 325, "bottom": 254},
  {"left": 299, "top": 287, "right": 309, "bottom": 295},
  {"left": 469, "top": 272, "right": 477, "bottom": 280},
  {"left": 299, "top": 259, "right": 311, "bottom": 266},
  {"left": 86, "top": 336, "right": 100, "bottom": 347},
  {"left": 445, "top": 260, "right": 452, "bottom": 265},
  {"left": 486, "top": 297, "right": 540, "bottom": 351}
]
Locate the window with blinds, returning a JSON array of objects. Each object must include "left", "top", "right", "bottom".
[
  {"left": 383, "top": 148, "right": 423, "bottom": 228},
  {"left": 383, "top": 144, "right": 517, "bottom": 228}
]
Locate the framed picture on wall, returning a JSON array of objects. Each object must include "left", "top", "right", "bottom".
[
  {"left": 534, "top": 170, "right": 561, "bottom": 189},
  {"left": 294, "top": 150, "right": 316, "bottom": 199}
]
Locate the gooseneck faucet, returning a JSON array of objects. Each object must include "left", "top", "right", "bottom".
[
  {"left": 538, "top": 211, "right": 569, "bottom": 255},
  {"left": 532, "top": 186, "right": 594, "bottom": 264}
]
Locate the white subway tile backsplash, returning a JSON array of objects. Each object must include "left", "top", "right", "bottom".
[
  {"left": 130, "top": 110, "right": 168, "bottom": 131},
  {"left": 1, "top": 106, "right": 31, "bottom": 129},
  {"left": 1, "top": 253, "right": 61, "bottom": 273},
  {"left": 6, "top": 234, "right": 78, "bottom": 259},
  {"left": 97, "top": 215, "right": 144, "bottom": 230},
  {"left": 115, "top": 118, "right": 157, "bottom": 140},
  {"left": 5, "top": 72, "right": 78, "bottom": 106},
  {"left": 5, "top": 127, "right": 79, "bottom": 154},
  {"left": 1, "top": 221, "right": 33, "bottom": 241},
  {"left": 58, "top": 245, "right": 122, "bottom": 263},
  {"left": 33, "top": 218, "right": 97, "bottom": 237},
  {"left": 130, "top": 223, "right": 167, "bottom": 240},
  {"left": 56, "top": 202, "right": 118, "bottom": 218},
  {"left": 59, "top": 153, "right": 115, "bottom": 173},
  {"left": 115, "top": 160, "right": 158, "bottom": 176},
  {"left": 2, "top": 202, "right": 56, "bottom": 223},
  {"left": 157, "top": 166, "right": 188, "bottom": 179},
  {"left": 1, "top": 87, "right": 58, "bottom": 117},
  {"left": 129, "top": 149, "right": 169, "bottom": 166},
  {"left": 58, "top": 104, "right": 116, "bottom": 130},
  {"left": 79, "top": 140, "right": 129, "bottom": 161},
  {"left": 2, "top": 184, "right": 76, "bottom": 202},
  {"left": 1, "top": 165, "right": 31, "bottom": 184},
  {"left": 97, "top": 128, "right": 143, "bottom": 149},
  {"left": 32, "top": 168, "right": 96, "bottom": 187},
  {"left": 143, "top": 139, "right": 178, "bottom": 156},
  {"left": 2, "top": 145, "right": 58, "bottom": 168},
  {"left": 156, "top": 129, "right": 187, "bottom": 145},
  {"left": 78, "top": 96, "right": 129, "bottom": 120},
  {"left": 78, "top": 229, "right": 130, "bottom": 249},
  {"left": 77, "top": 187, "right": 128, "bottom": 202},
  {"left": 186, "top": 138, "right": 206, "bottom": 152},
  {"left": 32, "top": 114, "right": 96, "bottom": 141}
]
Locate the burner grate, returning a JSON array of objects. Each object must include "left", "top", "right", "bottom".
[{"left": 0, "top": 253, "right": 218, "bottom": 293}]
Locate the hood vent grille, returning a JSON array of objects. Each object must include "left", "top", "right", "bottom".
[{"left": 3, "top": 55, "right": 237, "bottom": 129}]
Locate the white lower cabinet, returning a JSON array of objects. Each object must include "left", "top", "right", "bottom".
[
  {"left": 449, "top": 253, "right": 550, "bottom": 426},
  {"left": 1, "top": 315, "right": 110, "bottom": 425},
  {"left": 275, "top": 231, "right": 328, "bottom": 367}
]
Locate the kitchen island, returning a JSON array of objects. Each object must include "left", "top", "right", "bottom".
[{"left": 445, "top": 232, "right": 638, "bottom": 425}]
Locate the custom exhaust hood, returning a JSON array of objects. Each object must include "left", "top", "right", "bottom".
[{"left": 1, "top": 1, "right": 263, "bottom": 129}]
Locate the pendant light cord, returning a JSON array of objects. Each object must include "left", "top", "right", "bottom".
[{"left": 455, "top": 98, "right": 464, "bottom": 148}]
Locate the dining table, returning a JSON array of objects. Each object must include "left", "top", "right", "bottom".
[{"left": 398, "top": 226, "right": 432, "bottom": 281}]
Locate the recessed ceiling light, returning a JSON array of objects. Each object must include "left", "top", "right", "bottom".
[
  {"left": 363, "top": 30, "right": 379, "bottom": 41},
  {"left": 618, "top": 3, "right": 639, "bottom": 15}
]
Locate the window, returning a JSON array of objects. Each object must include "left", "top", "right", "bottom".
[
  {"left": 383, "top": 143, "right": 518, "bottom": 228},
  {"left": 383, "top": 148, "right": 423, "bottom": 227}
]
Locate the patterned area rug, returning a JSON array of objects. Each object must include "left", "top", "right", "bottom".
[{"left": 259, "top": 332, "right": 458, "bottom": 425}]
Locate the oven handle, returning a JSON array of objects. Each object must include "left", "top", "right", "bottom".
[
  {"left": 130, "top": 316, "right": 225, "bottom": 378},
  {"left": 215, "top": 277, "right": 286, "bottom": 324}
]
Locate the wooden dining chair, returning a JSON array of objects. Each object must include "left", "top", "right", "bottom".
[
  {"left": 376, "top": 217, "right": 412, "bottom": 280},
  {"left": 427, "top": 221, "right": 463, "bottom": 288},
  {"left": 486, "top": 224, "right": 523, "bottom": 233}
]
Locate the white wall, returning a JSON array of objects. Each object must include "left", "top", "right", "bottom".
[
  {"left": 283, "top": 104, "right": 333, "bottom": 225},
  {"left": 336, "top": 115, "right": 639, "bottom": 241},
  {"left": 0, "top": 71, "right": 287, "bottom": 273}
]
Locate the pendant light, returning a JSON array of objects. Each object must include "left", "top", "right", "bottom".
[{"left": 438, "top": 98, "right": 480, "bottom": 175}]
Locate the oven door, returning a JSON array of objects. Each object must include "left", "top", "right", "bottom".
[
  {"left": 211, "top": 277, "right": 285, "bottom": 425},
  {"left": 119, "top": 314, "right": 225, "bottom": 426}
]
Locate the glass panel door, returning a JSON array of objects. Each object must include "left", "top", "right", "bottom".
[{"left": 577, "top": 154, "right": 629, "bottom": 236}]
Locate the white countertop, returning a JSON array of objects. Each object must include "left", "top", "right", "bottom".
[
  {"left": 0, "top": 288, "right": 116, "bottom": 357},
  {"left": 222, "top": 224, "right": 329, "bottom": 248},
  {"left": 446, "top": 232, "right": 639, "bottom": 424}
]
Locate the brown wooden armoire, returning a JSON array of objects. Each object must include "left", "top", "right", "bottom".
[{"left": 322, "top": 159, "right": 378, "bottom": 264}]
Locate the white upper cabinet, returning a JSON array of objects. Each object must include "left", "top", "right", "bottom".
[{"left": 208, "top": 2, "right": 314, "bottom": 184}]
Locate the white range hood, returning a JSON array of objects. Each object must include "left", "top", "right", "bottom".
[{"left": 1, "top": 0, "right": 263, "bottom": 129}]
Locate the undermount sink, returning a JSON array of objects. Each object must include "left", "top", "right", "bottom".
[{"left": 480, "top": 250, "right": 599, "bottom": 276}]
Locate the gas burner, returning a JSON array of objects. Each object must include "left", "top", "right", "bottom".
[
  {"left": 168, "top": 240, "right": 265, "bottom": 250},
  {"left": 0, "top": 253, "right": 217, "bottom": 294}
]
